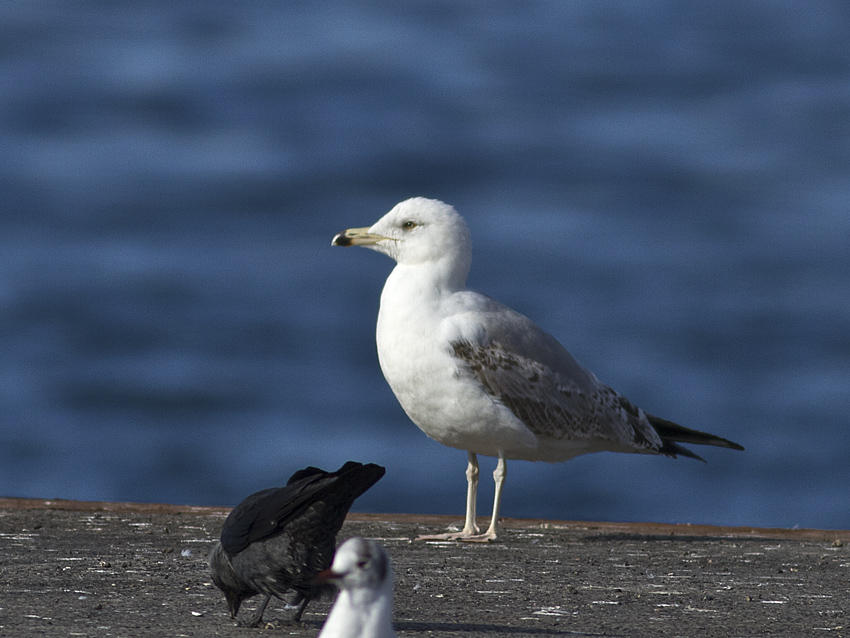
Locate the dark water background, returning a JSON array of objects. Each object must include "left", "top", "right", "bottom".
[{"left": 2, "top": 1, "right": 849, "bottom": 530}]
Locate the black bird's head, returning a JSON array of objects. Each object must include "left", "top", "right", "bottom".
[{"left": 209, "top": 542, "right": 257, "bottom": 618}]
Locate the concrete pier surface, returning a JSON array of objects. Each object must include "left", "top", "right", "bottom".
[{"left": 1, "top": 497, "right": 847, "bottom": 637}]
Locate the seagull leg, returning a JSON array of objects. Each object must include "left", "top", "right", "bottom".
[
  {"left": 485, "top": 454, "right": 507, "bottom": 538},
  {"left": 462, "top": 451, "right": 481, "bottom": 534},
  {"left": 462, "top": 453, "right": 506, "bottom": 542},
  {"left": 416, "top": 451, "right": 482, "bottom": 540}
]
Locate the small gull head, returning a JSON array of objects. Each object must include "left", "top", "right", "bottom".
[{"left": 314, "top": 537, "right": 396, "bottom": 638}]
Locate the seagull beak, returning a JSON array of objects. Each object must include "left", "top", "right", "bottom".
[
  {"left": 332, "top": 227, "right": 392, "bottom": 247},
  {"left": 313, "top": 567, "right": 342, "bottom": 585}
]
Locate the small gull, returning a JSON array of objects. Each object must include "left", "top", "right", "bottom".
[
  {"left": 315, "top": 537, "right": 396, "bottom": 638},
  {"left": 332, "top": 197, "right": 744, "bottom": 541},
  {"left": 209, "top": 461, "right": 385, "bottom": 626}
]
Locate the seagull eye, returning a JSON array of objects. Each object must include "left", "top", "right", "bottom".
[
  {"left": 401, "top": 220, "right": 417, "bottom": 230},
  {"left": 357, "top": 559, "right": 369, "bottom": 568}
]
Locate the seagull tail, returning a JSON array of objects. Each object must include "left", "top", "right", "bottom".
[{"left": 648, "top": 414, "right": 744, "bottom": 462}]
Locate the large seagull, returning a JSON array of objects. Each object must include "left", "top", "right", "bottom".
[{"left": 333, "top": 197, "right": 743, "bottom": 541}]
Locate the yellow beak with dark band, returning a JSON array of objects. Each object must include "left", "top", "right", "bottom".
[{"left": 331, "top": 227, "right": 393, "bottom": 247}]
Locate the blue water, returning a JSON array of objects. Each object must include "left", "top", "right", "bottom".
[{"left": 1, "top": 1, "right": 848, "bottom": 530}]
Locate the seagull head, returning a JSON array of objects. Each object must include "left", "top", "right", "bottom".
[
  {"left": 332, "top": 198, "right": 472, "bottom": 274},
  {"left": 314, "top": 537, "right": 393, "bottom": 597}
]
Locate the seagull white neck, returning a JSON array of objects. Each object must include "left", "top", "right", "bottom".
[
  {"left": 385, "top": 252, "right": 468, "bottom": 296},
  {"left": 319, "top": 585, "right": 395, "bottom": 638},
  {"left": 377, "top": 262, "right": 455, "bottom": 354}
]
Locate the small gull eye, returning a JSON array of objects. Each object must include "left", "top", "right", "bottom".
[{"left": 401, "top": 220, "right": 417, "bottom": 230}]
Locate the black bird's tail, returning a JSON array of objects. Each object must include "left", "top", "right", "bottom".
[
  {"left": 286, "top": 461, "right": 385, "bottom": 498},
  {"left": 648, "top": 414, "right": 744, "bottom": 462},
  {"left": 221, "top": 462, "right": 385, "bottom": 555},
  {"left": 284, "top": 461, "right": 386, "bottom": 532},
  {"left": 321, "top": 461, "right": 387, "bottom": 515}
]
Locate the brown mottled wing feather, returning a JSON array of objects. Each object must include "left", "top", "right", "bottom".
[
  {"left": 451, "top": 339, "right": 664, "bottom": 453},
  {"left": 445, "top": 293, "right": 743, "bottom": 458}
]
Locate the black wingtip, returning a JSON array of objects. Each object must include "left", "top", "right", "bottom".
[
  {"left": 648, "top": 414, "right": 744, "bottom": 453},
  {"left": 662, "top": 441, "right": 707, "bottom": 462}
]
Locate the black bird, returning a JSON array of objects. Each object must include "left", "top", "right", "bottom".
[{"left": 209, "top": 461, "right": 386, "bottom": 627}]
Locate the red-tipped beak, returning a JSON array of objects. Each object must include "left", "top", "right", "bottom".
[{"left": 313, "top": 568, "right": 341, "bottom": 585}]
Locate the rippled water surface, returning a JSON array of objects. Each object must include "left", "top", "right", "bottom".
[{"left": 1, "top": 1, "right": 848, "bottom": 529}]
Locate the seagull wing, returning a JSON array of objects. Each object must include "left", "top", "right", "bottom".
[
  {"left": 446, "top": 292, "right": 742, "bottom": 458},
  {"left": 451, "top": 337, "right": 665, "bottom": 452}
]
